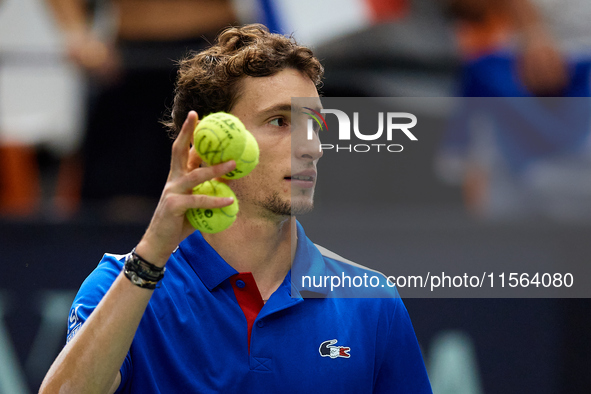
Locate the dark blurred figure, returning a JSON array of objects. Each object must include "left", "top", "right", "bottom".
[
  {"left": 447, "top": 0, "right": 572, "bottom": 97},
  {"left": 438, "top": 0, "right": 591, "bottom": 221},
  {"left": 46, "top": 0, "right": 240, "bottom": 221}
]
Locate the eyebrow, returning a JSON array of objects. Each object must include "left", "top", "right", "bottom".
[
  {"left": 256, "top": 103, "right": 324, "bottom": 119},
  {"left": 257, "top": 104, "right": 292, "bottom": 117}
]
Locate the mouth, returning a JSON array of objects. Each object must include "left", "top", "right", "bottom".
[
  {"left": 285, "top": 171, "right": 316, "bottom": 188},
  {"left": 289, "top": 175, "right": 315, "bottom": 182}
]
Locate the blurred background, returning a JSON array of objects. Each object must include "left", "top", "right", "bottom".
[{"left": 1, "top": 0, "right": 591, "bottom": 392}]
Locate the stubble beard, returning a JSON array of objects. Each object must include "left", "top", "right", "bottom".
[{"left": 260, "top": 191, "right": 314, "bottom": 217}]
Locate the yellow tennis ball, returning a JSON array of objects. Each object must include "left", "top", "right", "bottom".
[
  {"left": 194, "top": 112, "right": 247, "bottom": 166},
  {"left": 186, "top": 180, "right": 239, "bottom": 233},
  {"left": 222, "top": 130, "right": 260, "bottom": 179}
]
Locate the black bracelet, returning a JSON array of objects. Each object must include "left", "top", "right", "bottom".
[
  {"left": 132, "top": 249, "right": 165, "bottom": 276},
  {"left": 123, "top": 250, "right": 166, "bottom": 289}
]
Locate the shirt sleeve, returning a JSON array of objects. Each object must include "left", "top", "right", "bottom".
[
  {"left": 373, "top": 297, "right": 433, "bottom": 393},
  {"left": 65, "top": 253, "right": 133, "bottom": 393}
]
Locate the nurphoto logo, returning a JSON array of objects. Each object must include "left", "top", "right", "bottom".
[{"left": 305, "top": 108, "right": 418, "bottom": 153}]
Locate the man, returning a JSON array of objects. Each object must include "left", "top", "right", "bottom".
[{"left": 40, "top": 24, "right": 432, "bottom": 393}]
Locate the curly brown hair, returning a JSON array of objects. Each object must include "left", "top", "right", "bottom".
[{"left": 164, "top": 24, "right": 324, "bottom": 138}]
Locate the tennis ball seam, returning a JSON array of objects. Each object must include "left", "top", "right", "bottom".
[{"left": 194, "top": 113, "right": 248, "bottom": 165}]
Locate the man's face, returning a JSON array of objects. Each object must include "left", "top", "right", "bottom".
[{"left": 229, "top": 68, "right": 323, "bottom": 219}]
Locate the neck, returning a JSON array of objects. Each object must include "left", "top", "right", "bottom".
[{"left": 202, "top": 214, "right": 298, "bottom": 300}]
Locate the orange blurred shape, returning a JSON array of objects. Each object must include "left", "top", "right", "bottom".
[
  {"left": 367, "top": 0, "right": 409, "bottom": 23},
  {"left": 0, "top": 144, "right": 41, "bottom": 217},
  {"left": 456, "top": 10, "right": 514, "bottom": 60}
]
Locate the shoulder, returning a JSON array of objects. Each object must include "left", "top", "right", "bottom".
[
  {"left": 315, "top": 243, "right": 388, "bottom": 278},
  {"left": 311, "top": 243, "right": 400, "bottom": 300},
  {"left": 66, "top": 253, "right": 127, "bottom": 342},
  {"left": 80, "top": 253, "right": 127, "bottom": 293}
]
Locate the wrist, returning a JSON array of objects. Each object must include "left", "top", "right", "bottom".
[
  {"left": 123, "top": 250, "right": 166, "bottom": 290},
  {"left": 134, "top": 238, "right": 172, "bottom": 268}
]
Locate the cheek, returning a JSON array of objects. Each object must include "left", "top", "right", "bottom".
[
  {"left": 259, "top": 136, "right": 290, "bottom": 160},
  {"left": 231, "top": 165, "right": 267, "bottom": 195}
]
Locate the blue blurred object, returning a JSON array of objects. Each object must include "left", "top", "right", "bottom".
[
  {"left": 258, "top": 0, "right": 283, "bottom": 34},
  {"left": 443, "top": 53, "right": 591, "bottom": 174},
  {"left": 462, "top": 52, "right": 591, "bottom": 98},
  {"left": 438, "top": 52, "right": 591, "bottom": 221},
  {"left": 443, "top": 96, "right": 591, "bottom": 174}
]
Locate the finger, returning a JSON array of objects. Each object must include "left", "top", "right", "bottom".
[
  {"left": 527, "top": 62, "right": 563, "bottom": 94},
  {"left": 176, "top": 160, "right": 237, "bottom": 192},
  {"left": 547, "top": 57, "right": 569, "bottom": 91},
  {"left": 190, "top": 194, "right": 235, "bottom": 209},
  {"left": 168, "top": 193, "right": 235, "bottom": 215},
  {"left": 171, "top": 111, "right": 199, "bottom": 176},
  {"left": 522, "top": 59, "right": 543, "bottom": 93},
  {"left": 521, "top": 48, "right": 568, "bottom": 95}
]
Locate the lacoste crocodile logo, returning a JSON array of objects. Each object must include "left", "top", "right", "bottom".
[{"left": 319, "top": 339, "right": 351, "bottom": 359}]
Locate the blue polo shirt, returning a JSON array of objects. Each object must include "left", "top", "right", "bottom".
[{"left": 67, "top": 222, "right": 432, "bottom": 393}]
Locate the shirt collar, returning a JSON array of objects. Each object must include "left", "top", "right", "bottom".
[
  {"left": 177, "top": 221, "right": 328, "bottom": 297},
  {"left": 177, "top": 230, "right": 238, "bottom": 291}
]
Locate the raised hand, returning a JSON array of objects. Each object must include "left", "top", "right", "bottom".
[{"left": 135, "top": 111, "right": 236, "bottom": 266}]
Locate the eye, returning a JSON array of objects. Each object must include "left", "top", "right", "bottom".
[{"left": 269, "top": 117, "right": 288, "bottom": 127}]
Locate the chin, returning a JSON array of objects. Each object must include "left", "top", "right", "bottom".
[{"left": 290, "top": 198, "right": 314, "bottom": 216}]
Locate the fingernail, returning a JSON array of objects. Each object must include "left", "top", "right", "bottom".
[{"left": 224, "top": 197, "right": 234, "bottom": 203}]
